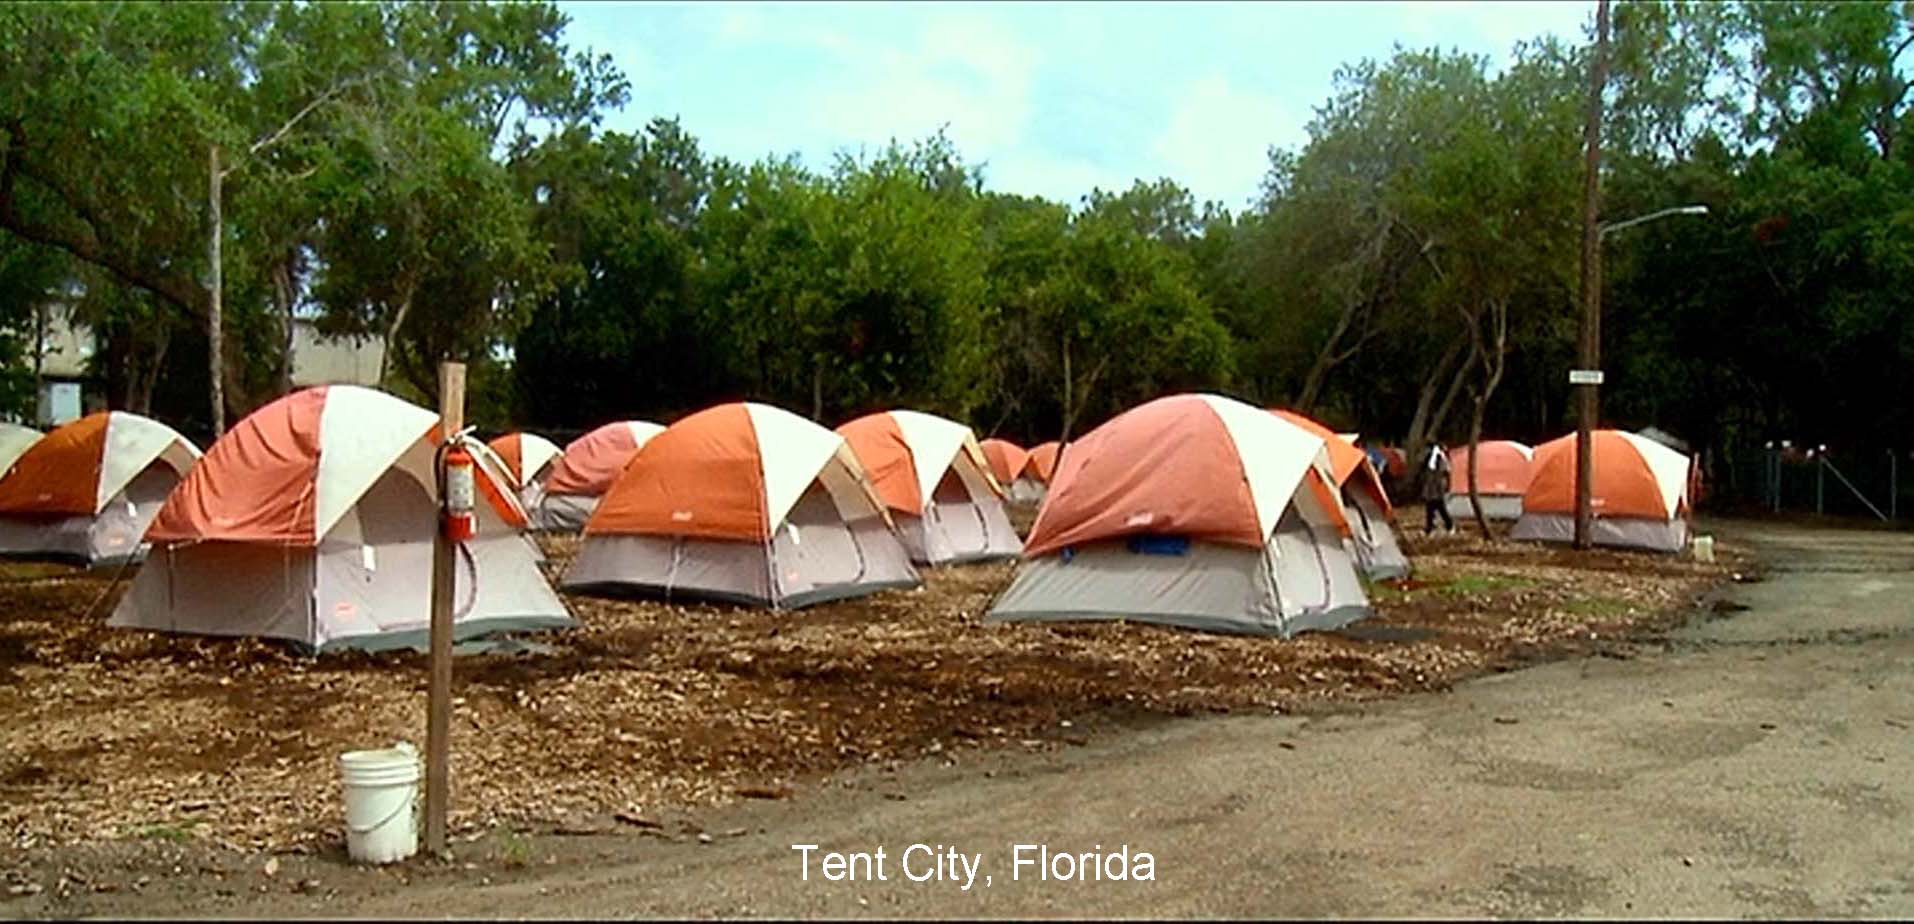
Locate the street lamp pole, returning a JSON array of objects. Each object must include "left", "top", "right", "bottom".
[
  {"left": 1572, "top": 200, "right": 1711, "bottom": 548},
  {"left": 1599, "top": 205, "right": 1711, "bottom": 239}
]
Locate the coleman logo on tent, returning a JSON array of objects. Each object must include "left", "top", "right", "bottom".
[
  {"left": 671, "top": 510, "right": 694, "bottom": 521},
  {"left": 1124, "top": 512, "right": 1155, "bottom": 527}
]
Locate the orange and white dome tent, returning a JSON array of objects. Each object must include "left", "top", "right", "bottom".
[
  {"left": 564, "top": 402, "right": 921, "bottom": 608},
  {"left": 0, "top": 423, "right": 42, "bottom": 479},
  {"left": 487, "top": 431, "right": 564, "bottom": 511},
  {"left": 1270, "top": 409, "right": 1409, "bottom": 580},
  {"left": 0, "top": 411, "right": 199, "bottom": 565},
  {"left": 1021, "top": 440, "right": 1063, "bottom": 504},
  {"left": 988, "top": 394, "right": 1371, "bottom": 637},
  {"left": 1446, "top": 440, "right": 1535, "bottom": 521},
  {"left": 838, "top": 410, "right": 1021, "bottom": 564},
  {"left": 1510, "top": 430, "right": 1694, "bottom": 552},
  {"left": 109, "top": 386, "right": 574, "bottom": 652},
  {"left": 979, "top": 438, "right": 1039, "bottom": 504},
  {"left": 1027, "top": 441, "right": 1062, "bottom": 482},
  {"left": 535, "top": 420, "right": 665, "bottom": 531}
]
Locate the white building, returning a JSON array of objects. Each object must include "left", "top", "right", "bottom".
[
  {"left": 30, "top": 304, "right": 92, "bottom": 427},
  {"left": 24, "top": 304, "right": 384, "bottom": 427},
  {"left": 288, "top": 319, "right": 385, "bottom": 388}
]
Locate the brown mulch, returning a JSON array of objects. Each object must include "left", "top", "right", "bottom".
[{"left": 0, "top": 521, "right": 1740, "bottom": 853}]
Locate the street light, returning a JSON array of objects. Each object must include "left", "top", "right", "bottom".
[
  {"left": 1599, "top": 204, "right": 1710, "bottom": 240},
  {"left": 1572, "top": 203, "right": 1710, "bottom": 549}
]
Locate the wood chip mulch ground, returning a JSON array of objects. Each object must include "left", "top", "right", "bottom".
[{"left": 0, "top": 523, "right": 1740, "bottom": 854}]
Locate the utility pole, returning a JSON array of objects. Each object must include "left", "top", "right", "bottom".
[{"left": 1573, "top": 0, "right": 1610, "bottom": 550}]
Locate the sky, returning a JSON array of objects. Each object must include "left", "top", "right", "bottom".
[{"left": 558, "top": 1, "right": 1593, "bottom": 212}]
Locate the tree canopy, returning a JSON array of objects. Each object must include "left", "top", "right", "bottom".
[{"left": 1, "top": 0, "right": 1908, "bottom": 510}]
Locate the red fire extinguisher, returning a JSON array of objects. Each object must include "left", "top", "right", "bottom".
[{"left": 442, "top": 441, "right": 477, "bottom": 542}]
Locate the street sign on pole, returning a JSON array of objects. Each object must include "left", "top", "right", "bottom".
[{"left": 1568, "top": 369, "right": 1605, "bottom": 386}]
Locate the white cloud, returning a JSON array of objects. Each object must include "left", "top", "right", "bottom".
[
  {"left": 563, "top": 0, "right": 1596, "bottom": 208},
  {"left": 1393, "top": 1, "right": 1589, "bottom": 63},
  {"left": 986, "top": 150, "right": 1137, "bottom": 207},
  {"left": 1150, "top": 73, "right": 1300, "bottom": 210},
  {"left": 804, "top": 12, "right": 1037, "bottom": 159}
]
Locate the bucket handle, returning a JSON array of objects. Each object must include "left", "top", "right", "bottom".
[{"left": 346, "top": 790, "right": 417, "bottom": 835}]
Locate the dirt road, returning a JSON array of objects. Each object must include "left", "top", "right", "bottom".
[{"left": 22, "top": 519, "right": 1914, "bottom": 917}]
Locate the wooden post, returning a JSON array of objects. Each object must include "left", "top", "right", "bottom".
[
  {"left": 1816, "top": 452, "right": 1825, "bottom": 516},
  {"left": 1573, "top": 0, "right": 1610, "bottom": 550},
  {"left": 424, "top": 361, "right": 464, "bottom": 855}
]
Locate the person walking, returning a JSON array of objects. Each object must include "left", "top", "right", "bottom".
[{"left": 1422, "top": 444, "right": 1454, "bottom": 535}]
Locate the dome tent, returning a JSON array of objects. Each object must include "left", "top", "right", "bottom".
[
  {"left": 1445, "top": 440, "right": 1536, "bottom": 521},
  {"left": 0, "top": 411, "right": 200, "bottom": 566},
  {"left": 988, "top": 394, "right": 1370, "bottom": 637},
  {"left": 1019, "top": 440, "right": 1063, "bottom": 505},
  {"left": 534, "top": 420, "right": 664, "bottom": 531},
  {"left": 564, "top": 402, "right": 921, "bottom": 609},
  {"left": 979, "top": 438, "right": 1044, "bottom": 504},
  {"left": 0, "top": 423, "right": 42, "bottom": 479},
  {"left": 109, "top": 386, "right": 574, "bottom": 652},
  {"left": 1270, "top": 409, "right": 1409, "bottom": 581},
  {"left": 1510, "top": 430, "right": 1694, "bottom": 553},
  {"left": 1027, "top": 441, "right": 1062, "bottom": 482},
  {"left": 488, "top": 431, "right": 564, "bottom": 510},
  {"left": 838, "top": 410, "right": 1021, "bottom": 565}
]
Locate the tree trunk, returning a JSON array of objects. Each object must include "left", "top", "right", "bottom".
[
  {"left": 1401, "top": 334, "right": 1466, "bottom": 473},
  {"left": 1465, "top": 299, "right": 1511, "bottom": 541},
  {"left": 135, "top": 325, "right": 171, "bottom": 416},
  {"left": 274, "top": 254, "right": 296, "bottom": 395},
  {"left": 1465, "top": 391, "right": 1490, "bottom": 539},
  {"left": 1405, "top": 343, "right": 1475, "bottom": 497},
  {"left": 810, "top": 361, "right": 824, "bottom": 421},
  {"left": 1060, "top": 327, "right": 1072, "bottom": 442},
  {"left": 1296, "top": 297, "right": 1364, "bottom": 412},
  {"left": 377, "top": 280, "right": 416, "bottom": 389},
  {"left": 120, "top": 339, "right": 140, "bottom": 411},
  {"left": 208, "top": 144, "right": 225, "bottom": 437},
  {"left": 1425, "top": 355, "right": 1472, "bottom": 452}
]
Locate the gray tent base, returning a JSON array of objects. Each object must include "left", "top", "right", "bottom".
[
  {"left": 315, "top": 615, "right": 579, "bottom": 655},
  {"left": 561, "top": 484, "right": 924, "bottom": 610},
  {"left": 105, "top": 613, "right": 579, "bottom": 657},
  {"left": 531, "top": 493, "right": 598, "bottom": 532},
  {"left": 933, "top": 550, "right": 1020, "bottom": 566},
  {"left": 987, "top": 604, "right": 1373, "bottom": 638},
  {"left": 564, "top": 576, "right": 921, "bottom": 611},
  {"left": 988, "top": 530, "right": 1373, "bottom": 639},
  {"left": 1508, "top": 512, "right": 1688, "bottom": 554},
  {"left": 1445, "top": 493, "right": 1524, "bottom": 521}
]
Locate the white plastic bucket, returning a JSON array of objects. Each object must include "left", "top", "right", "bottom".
[
  {"left": 1692, "top": 535, "right": 1716, "bottom": 563},
  {"left": 339, "top": 742, "right": 420, "bottom": 864}
]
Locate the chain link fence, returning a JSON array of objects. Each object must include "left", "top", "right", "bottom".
[{"left": 1717, "top": 442, "right": 1911, "bottom": 523}]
